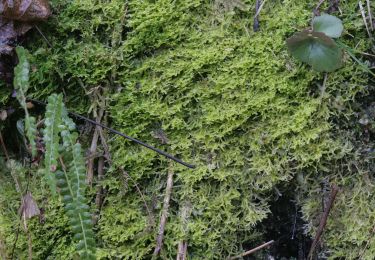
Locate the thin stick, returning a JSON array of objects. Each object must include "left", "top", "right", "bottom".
[
  {"left": 359, "top": 1, "right": 372, "bottom": 38},
  {"left": 366, "top": 0, "right": 373, "bottom": 31},
  {"left": 10, "top": 169, "right": 32, "bottom": 260},
  {"left": 0, "top": 131, "right": 9, "bottom": 161},
  {"left": 35, "top": 26, "right": 53, "bottom": 48},
  {"left": 254, "top": 0, "right": 267, "bottom": 19},
  {"left": 153, "top": 161, "right": 174, "bottom": 257},
  {"left": 120, "top": 168, "right": 155, "bottom": 227},
  {"left": 93, "top": 157, "right": 105, "bottom": 225},
  {"left": 176, "top": 201, "right": 192, "bottom": 260},
  {"left": 308, "top": 185, "right": 339, "bottom": 260},
  {"left": 314, "top": 0, "right": 326, "bottom": 15},
  {"left": 358, "top": 226, "right": 375, "bottom": 259},
  {"left": 229, "top": 240, "right": 274, "bottom": 260},
  {"left": 87, "top": 108, "right": 104, "bottom": 185},
  {"left": 27, "top": 98, "right": 195, "bottom": 169},
  {"left": 253, "top": 0, "right": 261, "bottom": 32}
]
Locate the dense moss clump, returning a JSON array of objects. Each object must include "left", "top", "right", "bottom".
[{"left": 0, "top": 0, "right": 373, "bottom": 259}]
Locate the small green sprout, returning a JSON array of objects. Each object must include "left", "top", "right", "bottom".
[{"left": 286, "top": 14, "right": 344, "bottom": 72}]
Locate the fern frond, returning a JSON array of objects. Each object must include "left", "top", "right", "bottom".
[
  {"left": 14, "top": 46, "right": 37, "bottom": 157},
  {"left": 43, "top": 94, "right": 64, "bottom": 194},
  {"left": 56, "top": 111, "right": 96, "bottom": 259}
]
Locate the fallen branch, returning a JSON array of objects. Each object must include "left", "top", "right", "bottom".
[
  {"left": 308, "top": 184, "right": 339, "bottom": 259},
  {"left": 229, "top": 240, "right": 274, "bottom": 259},
  {"left": 153, "top": 161, "right": 174, "bottom": 257}
]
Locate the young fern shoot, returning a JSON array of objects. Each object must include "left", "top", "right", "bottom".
[{"left": 14, "top": 47, "right": 37, "bottom": 157}]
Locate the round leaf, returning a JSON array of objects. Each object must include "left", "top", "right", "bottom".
[
  {"left": 312, "top": 13, "right": 343, "bottom": 38},
  {"left": 286, "top": 30, "right": 343, "bottom": 72}
]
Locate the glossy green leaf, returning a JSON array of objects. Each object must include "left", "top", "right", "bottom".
[
  {"left": 286, "top": 30, "right": 343, "bottom": 72},
  {"left": 312, "top": 13, "right": 343, "bottom": 38}
]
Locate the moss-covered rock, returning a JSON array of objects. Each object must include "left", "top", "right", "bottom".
[{"left": 0, "top": 0, "right": 373, "bottom": 259}]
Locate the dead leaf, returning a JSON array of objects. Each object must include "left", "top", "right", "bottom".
[
  {"left": 0, "top": 17, "right": 32, "bottom": 54},
  {"left": 18, "top": 191, "right": 41, "bottom": 219},
  {"left": 0, "top": 110, "right": 7, "bottom": 120},
  {"left": 0, "top": 0, "right": 51, "bottom": 54},
  {"left": 0, "top": 0, "right": 51, "bottom": 22}
]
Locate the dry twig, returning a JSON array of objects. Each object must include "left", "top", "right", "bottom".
[
  {"left": 366, "top": 0, "right": 373, "bottom": 31},
  {"left": 253, "top": 0, "right": 261, "bottom": 32},
  {"left": 153, "top": 161, "right": 174, "bottom": 257},
  {"left": 359, "top": 1, "right": 372, "bottom": 38},
  {"left": 358, "top": 226, "right": 375, "bottom": 259},
  {"left": 308, "top": 184, "right": 339, "bottom": 259},
  {"left": 0, "top": 131, "right": 9, "bottom": 161},
  {"left": 93, "top": 157, "right": 105, "bottom": 225},
  {"left": 86, "top": 108, "right": 104, "bottom": 185},
  {"left": 228, "top": 240, "right": 274, "bottom": 259}
]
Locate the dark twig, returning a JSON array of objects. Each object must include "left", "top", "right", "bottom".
[
  {"left": 27, "top": 98, "right": 195, "bottom": 169},
  {"left": 359, "top": 225, "right": 375, "bottom": 259},
  {"left": 153, "top": 161, "right": 174, "bottom": 257},
  {"left": 93, "top": 157, "right": 105, "bottom": 225},
  {"left": 87, "top": 108, "right": 104, "bottom": 185},
  {"left": 308, "top": 184, "right": 339, "bottom": 260},
  {"left": 10, "top": 169, "right": 32, "bottom": 260},
  {"left": 253, "top": 0, "right": 261, "bottom": 31},
  {"left": 120, "top": 168, "right": 155, "bottom": 227},
  {"left": 34, "top": 26, "right": 53, "bottom": 48},
  {"left": 0, "top": 131, "right": 9, "bottom": 161},
  {"left": 228, "top": 240, "right": 275, "bottom": 259},
  {"left": 313, "top": 0, "right": 325, "bottom": 16}
]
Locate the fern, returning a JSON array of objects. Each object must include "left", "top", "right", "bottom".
[
  {"left": 56, "top": 106, "right": 96, "bottom": 259},
  {"left": 43, "top": 94, "right": 64, "bottom": 195},
  {"left": 14, "top": 47, "right": 37, "bottom": 157},
  {"left": 12, "top": 46, "right": 96, "bottom": 257}
]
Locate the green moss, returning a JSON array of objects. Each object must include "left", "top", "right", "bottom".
[{"left": 1, "top": 0, "right": 373, "bottom": 259}]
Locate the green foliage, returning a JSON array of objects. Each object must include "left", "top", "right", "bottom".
[
  {"left": 43, "top": 94, "right": 64, "bottom": 194},
  {"left": 14, "top": 46, "right": 37, "bottom": 156},
  {"left": 312, "top": 13, "right": 343, "bottom": 38},
  {"left": 1, "top": 0, "right": 372, "bottom": 259},
  {"left": 44, "top": 94, "right": 96, "bottom": 258},
  {"left": 57, "top": 104, "right": 96, "bottom": 259},
  {"left": 286, "top": 14, "right": 343, "bottom": 72}
]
